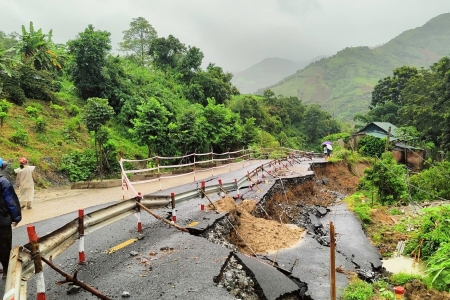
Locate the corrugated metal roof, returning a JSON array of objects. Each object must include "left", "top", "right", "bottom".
[
  {"left": 393, "top": 142, "right": 423, "bottom": 151},
  {"left": 366, "top": 132, "right": 398, "bottom": 141},
  {"left": 372, "top": 122, "right": 398, "bottom": 133}
]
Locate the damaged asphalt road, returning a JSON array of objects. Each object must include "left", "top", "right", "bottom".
[{"left": 5, "top": 160, "right": 383, "bottom": 300}]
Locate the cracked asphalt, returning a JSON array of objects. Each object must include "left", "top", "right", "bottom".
[{"left": 1, "top": 159, "right": 382, "bottom": 300}]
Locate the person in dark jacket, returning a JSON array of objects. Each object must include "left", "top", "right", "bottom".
[{"left": 0, "top": 158, "right": 22, "bottom": 279}]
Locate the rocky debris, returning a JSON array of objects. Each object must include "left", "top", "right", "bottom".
[
  {"left": 200, "top": 216, "right": 238, "bottom": 251},
  {"left": 217, "top": 256, "right": 259, "bottom": 300},
  {"left": 66, "top": 284, "right": 81, "bottom": 294},
  {"left": 129, "top": 251, "right": 139, "bottom": 257}
]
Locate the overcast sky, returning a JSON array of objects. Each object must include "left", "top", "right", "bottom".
[{"left": 1, "top": 0, "right": 450, "bottom": 72}]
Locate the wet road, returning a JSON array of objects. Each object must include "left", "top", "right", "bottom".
[{"left": 2, "top": 159, "right": 382, "bottom": 300}]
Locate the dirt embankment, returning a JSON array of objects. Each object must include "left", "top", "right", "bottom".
[{"left": 209, "top": 162, "right": 366, "bottom": 255}]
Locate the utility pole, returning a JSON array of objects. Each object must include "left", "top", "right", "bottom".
[{"left": 385, "top": 126, "right": 391, "bottom": 153}]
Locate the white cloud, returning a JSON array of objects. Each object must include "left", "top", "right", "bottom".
[{"left": 1, "top": 0, "right": 449, "bottom": 72}]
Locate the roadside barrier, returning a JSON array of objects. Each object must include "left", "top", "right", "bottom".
[{"left": 3, "top": 149, "right": 314, "bottom": 299}]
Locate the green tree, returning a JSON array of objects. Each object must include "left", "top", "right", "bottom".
[
  {"left": 19, "top": 21, "right": 61, "bottom": 71},
  {"left": 83, "top": 97, "right": 115, "bottom": 179},
  {"left": 119, "top": 17, "right": 157, "bottom": 67},
  {"left": 67, "top": 25, "right": 111, "bottom": 99},
  {"left": 149, "top": 35, "right": 186, "bottom": 70},
  {"left": 362, "top": 152, "right": 407, "bottom": 205},
  {"left": 129, "top": 97, "right": 172, "bottom": 157}
]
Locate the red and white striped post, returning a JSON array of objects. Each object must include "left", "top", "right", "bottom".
[
  {"left": 170, "top": 192, "right": 176, "bottom": 223},
  {"left": 27, "top": 225, "right": 46, "bottom": 300},
  {"left": 137, "top": 192, "right": 142, "bottom": 233},
  {"left": 78, "top": 209, "right": 85, "bottom": 265},
  {"left": 235, "top": 178, "right": 240, "bottom": 199},
  {"left": 261, "top": 165, "right": 265, "bottom": 178}
]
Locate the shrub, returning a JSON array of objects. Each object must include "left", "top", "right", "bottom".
[
  {"left": 361, "top": 152, "right": 407, "bottom": 205},
  {"left": 67, "top": 104, "right": 80, "bottom": 117},
  {"left": 358, "top": 135, "right": 385, "bottom": 158},
  {"left": 405, "top": 205, "right": 450, "bottom": 259},
  {"left": 50, "top": 102, "right": 64, "bottom": 117},
  {"left": 409, "top": 161, "right": 450, "bottom": 201},
  {"left": 342, "top": 279, "right": 373, "bottom": 300},
  {"left": 424, "top": 242, "right": 450, "bottom": 291},
  {"left": 34, "top": 116, "right": 47, "bottom": 133},
  {"left": 10, "top": 128, "right": 29, "bottom": 146},
  {"left": 354, "top": 203, "right": 372, "bottom": 224},
  {"left": 25, "top": 105, "right": 40, "bottom": 118},
  {"left": 59, "top": 149, "right": 97, "bottom": 182}
]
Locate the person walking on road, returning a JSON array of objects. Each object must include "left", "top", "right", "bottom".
[
  {"left": 14, "top": 157, "right": 36, "bottom": 209},
  {"left": 326, "top": 143, "right": 333, "bottom": 158},
  {"left": 0, "top": 158, "right": 22, "bottom": 279}
]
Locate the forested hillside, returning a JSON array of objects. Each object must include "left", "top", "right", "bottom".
[
  {"left": 0, "top": 18, "right": 340, "bottom": 183},
  {"left": 268, "top": 13, "right": 450, "bottom": 121}
]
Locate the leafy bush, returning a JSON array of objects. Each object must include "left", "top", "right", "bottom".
[
  {"left": 425, "top": 242, "right": 450, "bottom": 291},
  {"left": 50, "top": 102, "right": 64, "bottom": 117},
  {"left": 10, "top": 128, "right": 29, "bottom": 146},
  {"left": 1, "top": 71, "right": 26, "bottom": 105},
  {"left": 361, "top": 152, "right": 407, "bottom": 205},
  {"left": 409, "top": 161, "right": 450, "bottom": 201},
  {"left": 25, "top": 105, "right": 40, "bottom": 118},
  {"left": 342, "top": 279, "right": 373, "bottom": 300},
  {"left": 405, "top": 205, "right": 450, "bottom": 259},
  {"left": 59, "top": 149, "right": 97, "bottom": 182},
  {"left": 354, "top": 203, "right": 372, "bottom": 224},
  {"left": 358, "top": 135, "right": 385, "bottom": 158},
  {"left": 34, "top": 116, "right": 47, "bottom": 133},
  {"left": 67, "top": 104, "right": 80, "bottom": 117}
]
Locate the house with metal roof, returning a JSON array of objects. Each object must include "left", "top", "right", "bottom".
[{"left": 351, "top": 122, "right": 425, "bottom": 171}]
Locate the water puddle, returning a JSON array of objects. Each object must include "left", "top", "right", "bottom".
[{"left": 382, "top": 256, "right": 426, "bottom": 275}]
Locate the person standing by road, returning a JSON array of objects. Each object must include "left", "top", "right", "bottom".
[
  {"left": 0, "top": 158, "right": 22, "bottom": 279},
  {"left": 14, "top": 157, "right": 36, "bottom": 209},
  {"left": 326, "top": 143, "right": 333, "bottom": 158},
  {"left": 323, "top": 145, "right": 328, "bottom": 161}
]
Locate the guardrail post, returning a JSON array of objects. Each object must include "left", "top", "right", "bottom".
[
  {"left": 170, "top": 192, "right": 176, "bottom": 223},
  {"left": 157, "top": 157, "right": 161, "bottom": 190},
  {"left": 27, "top": 225, "right": 46, "bottom": 300},
  {"left": 78, "top": 209, "right": 85, "bottom": 265},
  {"left": 228, "top": 152, "right": 231, "bottom": 171},
  {"left": 201, "top": 181, "right": 205, "bottom": 198},
  {"left": 3, "top": 246, "right": 22, "bottom": 300},
  {"left": 193, "top": 153, "right": 196, "bottom": 182},
  {"left": 211, "top": 151, "right": 214, "bottom": 176},
  {"left": 247, "top": 171, "right": 253, "bottom": 191},
  {"left": 137, "top": 192, "right": 142, "bottom": 233},
  {"left": 234, "top": 179, "right": 240, "bottom": 199},
  {"left": 261, "top": 165, "right": 265, "bottom": 178}
]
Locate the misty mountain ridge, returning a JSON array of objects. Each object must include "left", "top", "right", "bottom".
[
  {"left": 256, "top": 13, "right": 450, "bottom": 121},
  {"left": 231, "top": 57, "right": 303, "bottom": 94}
]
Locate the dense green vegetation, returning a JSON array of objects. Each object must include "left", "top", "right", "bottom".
[
  {"left": 0, "top": 19, "right": 341, "bottom": 182},
  {"left": 268, "top": 13, "right": 450, "bottom": 121}
]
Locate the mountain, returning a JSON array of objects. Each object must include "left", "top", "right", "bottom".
[
  {"left": 268, "top": 13, "right": 450, "bottom": 122},
  {"left": 232, "top": 57, "right": 302, "bottom": 94}
]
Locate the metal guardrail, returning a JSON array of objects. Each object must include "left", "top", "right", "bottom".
[{"left": 3, "top": 155, "right": 300, "bottom": 299}]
